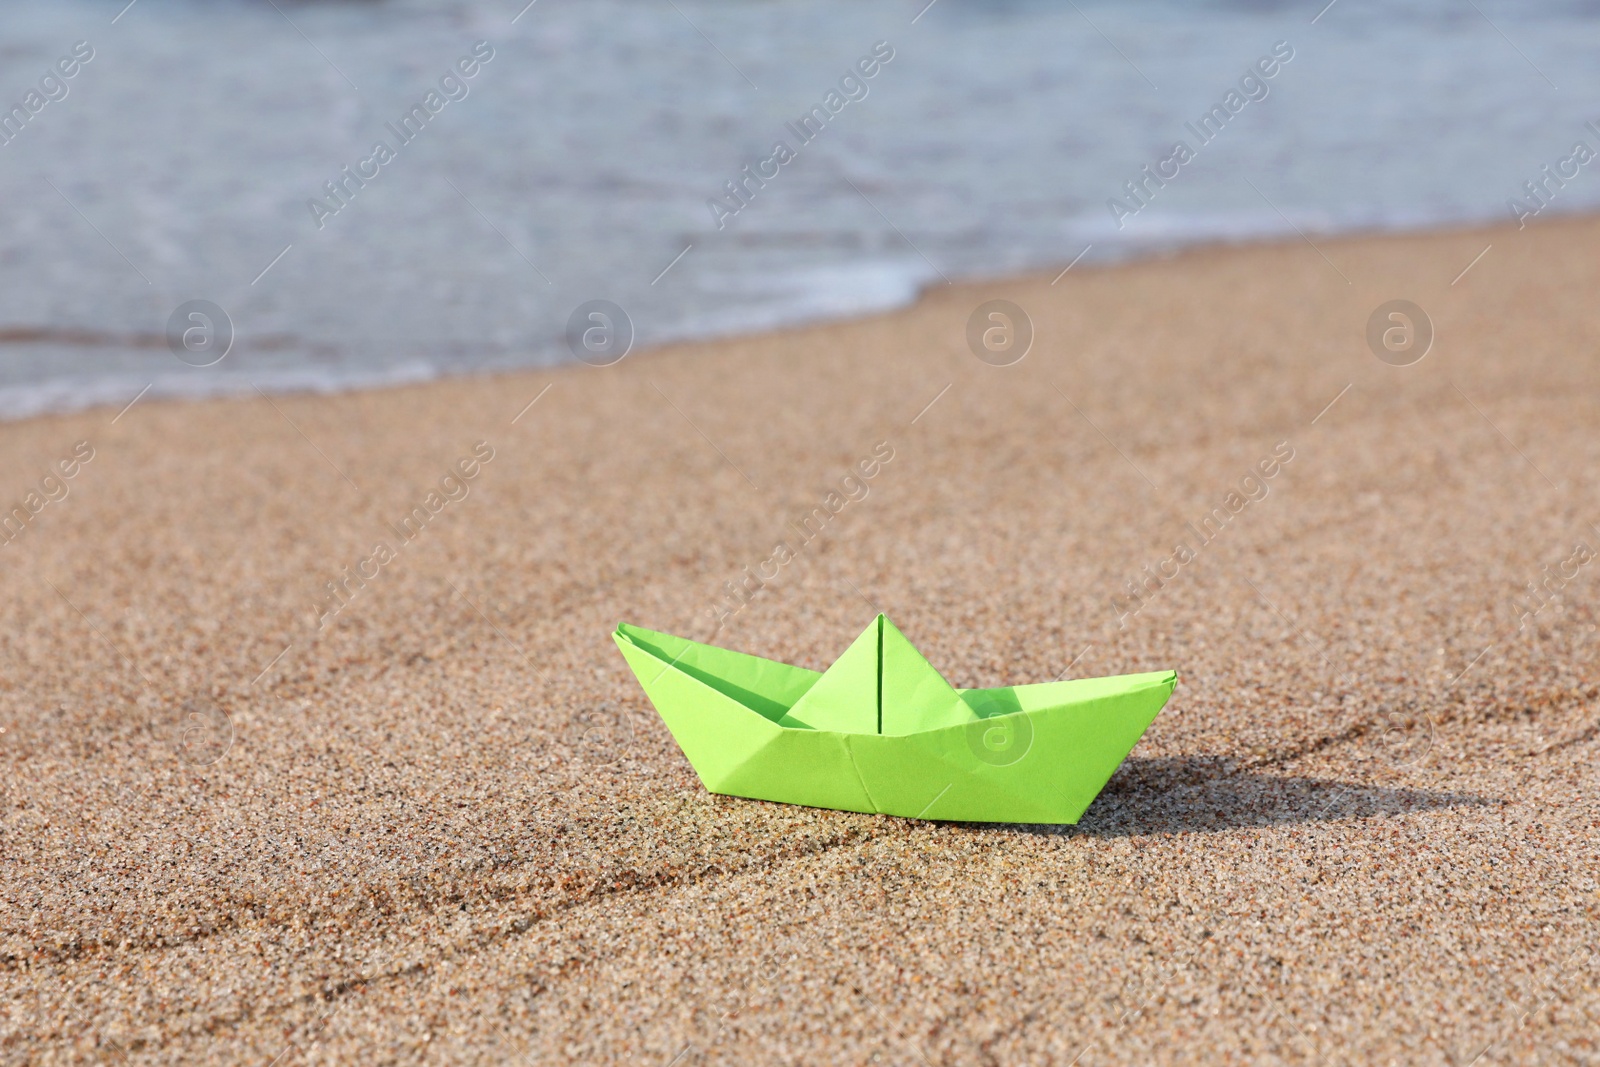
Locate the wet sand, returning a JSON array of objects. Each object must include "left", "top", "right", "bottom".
[{"left": 3, "top": 217, "right": 1598, "bottom": 1064}]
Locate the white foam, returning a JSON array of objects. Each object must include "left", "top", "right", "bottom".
[{"left": 0, "top": 361, "right": 442, "bottom": 423}]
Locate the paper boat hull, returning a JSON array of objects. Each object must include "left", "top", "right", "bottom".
[{"left": 614, "top": 623, "right": 1175, "bottom": 824}]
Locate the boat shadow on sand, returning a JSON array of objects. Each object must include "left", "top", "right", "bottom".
[{"left": 1006, "top": 756, "right": 1493, "bottom": 838}]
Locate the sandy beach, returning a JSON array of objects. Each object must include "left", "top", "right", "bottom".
[{"left": 4, "top": 218, "right": 1598, "bottom": 1064}]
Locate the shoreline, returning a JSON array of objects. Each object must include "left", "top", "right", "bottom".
[{"left": 0, "top": 209, "right": 1584, "bottom": 428}]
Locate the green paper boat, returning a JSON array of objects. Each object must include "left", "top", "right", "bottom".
[{"left": 613, "top": 615, "right": 1176, "bottom": 824}]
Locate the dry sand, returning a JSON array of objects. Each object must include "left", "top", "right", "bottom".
[{"left": 3, "top": 218, "right": 1599, "bottom": 1065}]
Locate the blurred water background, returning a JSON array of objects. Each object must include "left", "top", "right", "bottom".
[{"left": 1, "top": 0, "right": 1597, "bottom": 419}]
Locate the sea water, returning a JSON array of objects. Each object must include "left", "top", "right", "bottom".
[{"left": 0, "top": 0, "right": 1596, "bottom": 419}]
